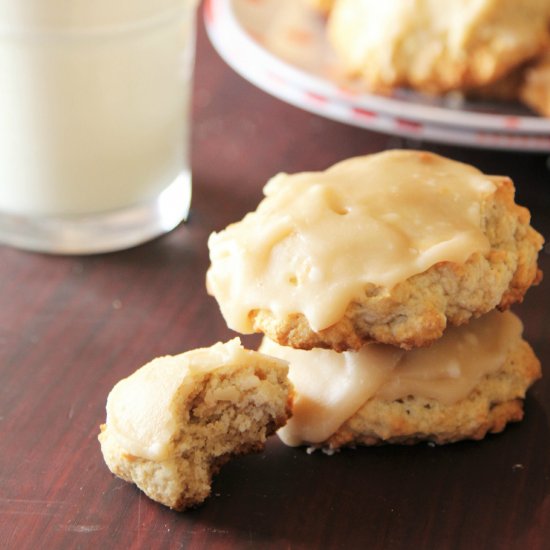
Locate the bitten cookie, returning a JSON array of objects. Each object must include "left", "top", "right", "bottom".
[
  {"left": 326, "top": 0, "right": 550, "bottom": 94},
  {"left": 207, "top": 150, "right": 543, "bottom": 351},
  {"left": 260, "top": 311, "right": 541, "bottom": 449},
  {"left": 99, "top": 339, "right": 292, "bottom": 511}
]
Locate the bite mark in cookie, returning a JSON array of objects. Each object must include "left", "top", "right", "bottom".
[{"left": 99, "top": 339, "right": 292, "bottom": 510}]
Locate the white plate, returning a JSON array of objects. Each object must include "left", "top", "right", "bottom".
[{"left": 204, "top": 0, "right": 550, "bottom": 152}]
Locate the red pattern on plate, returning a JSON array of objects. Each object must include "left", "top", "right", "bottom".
[
  {"left": 305, "top": 91, "right": 328, "bottom": 105},
  {"left": 204, "top": 0, "right": 215, "bottom": 24},
  {"left": 396, "top": 119, "right": 423, "bottom": 132},
  {"left": 504, "top": 117, "right": 520, "bottom": 129},
  {"left": 351, "top": 107, "right": 377, "bottom": 120}
]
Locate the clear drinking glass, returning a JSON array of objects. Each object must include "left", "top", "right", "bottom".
[{"left": 0, "top": 0, "right": 197, "bottom": 254}]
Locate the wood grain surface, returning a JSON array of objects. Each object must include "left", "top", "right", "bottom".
[{"left": 1, "top": 7, "right": 549, "bottom": 550}]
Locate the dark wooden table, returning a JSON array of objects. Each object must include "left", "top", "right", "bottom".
[{"left": 1, "top": 7, "right": 549, "bottom": 550}]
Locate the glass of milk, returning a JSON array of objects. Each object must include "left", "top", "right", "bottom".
[{"left": 0, "top": 0, "right": 198, "bottom": 254}]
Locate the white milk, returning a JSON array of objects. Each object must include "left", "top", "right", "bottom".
[{"left": 0, "top": 0, "right": 196, "bottom": 216}]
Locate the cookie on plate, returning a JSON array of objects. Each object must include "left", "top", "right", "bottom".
[
  {"left": 465, "top": 50, "right": 550, "bottom": 116},
  {"left": 207, "top": 150, "right": 543, "bottom": 351},
  {"left": 260, "top": 310, "right": 541, "bottom": 449},
  {"left": 466, "top": 63, "right": 528, "bottom": 103},
  {"left": 99, "top": 339, "right": 292, "bottom": 511},
  {"left": 327, "top": 0, "right": 550, "bottom": 93},
  {"left": 520, "top": 51, "right": 550, "bottom": 117}
]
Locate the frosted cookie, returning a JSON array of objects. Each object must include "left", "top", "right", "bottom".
[
  {"left": 207, "top": 150, "right": 543, "bottom": 351},
  {"left": 99, "top": 339, "right": 292, "bottom": 511},
  {"left": 260, "top": 311, "right": 541, "bottom": 449},
  {"left": 327, "top": 0, "right": 550, "bottom": 94}
]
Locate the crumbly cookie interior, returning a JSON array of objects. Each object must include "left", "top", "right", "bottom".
[{"left": 99, "top": 348, "right": 292, "bottom": 510}]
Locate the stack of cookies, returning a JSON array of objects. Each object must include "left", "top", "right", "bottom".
[
  {"left": 98, "top": 150, "right": 543, "bottom": 510},
  {"left": 207, "top": 150, "right": 544, "bottom": 450}
]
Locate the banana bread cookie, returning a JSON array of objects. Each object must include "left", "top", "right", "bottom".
[
  {"left": 520, "top": 51, "right": 550, "bottom": 117},
  {"left": 207, "top": 151, "right": 543, "bottom": 351},
  {"left": 327, "top": 0, "right": 550, "bottom": 94},
  {"left": 260, "top": 311, "right": 541, "bottom": 449},
  {"left": 99, "top": 339, "right": 293, "bottom": 510}
]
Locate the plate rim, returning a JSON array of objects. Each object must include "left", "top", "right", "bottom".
[{"left": 204, "top": 0, "right": 550, "bottom": 151}]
